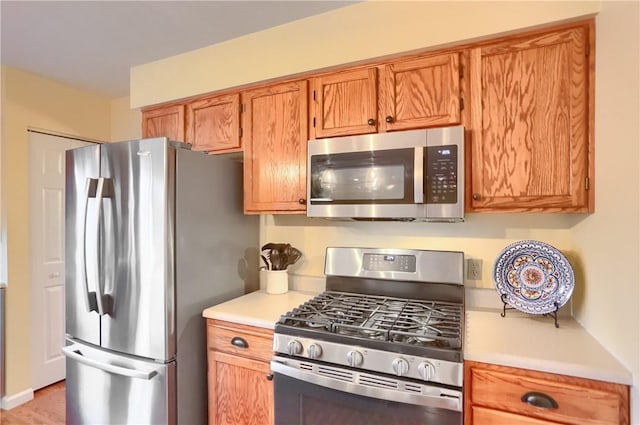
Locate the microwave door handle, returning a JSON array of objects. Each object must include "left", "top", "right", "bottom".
[
  {"left": 82, "top": 178, "right": 99, "bottom": 313},
  {"left": 93, "top": 177, "right": 115, "bottom": 316},
  {"left": 270, "top": 360, "right": 462, "bottom": 412},
  {"left": 414, "top": 146, "right": 424, "bottom": 203}
]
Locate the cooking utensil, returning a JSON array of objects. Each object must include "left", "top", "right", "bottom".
[
  {"left": 261, "top": 254, "right": 271, "bottom": 270},
  {"left": 261, "top": 243, "right": 302, "bottom": 271}
]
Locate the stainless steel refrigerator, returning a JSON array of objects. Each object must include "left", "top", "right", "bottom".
[{"left": 62, "top": 138, "right": 259, "bottom": 424}]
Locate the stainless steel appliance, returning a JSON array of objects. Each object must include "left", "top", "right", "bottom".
[
  {"left": 307, "top": 126, "right": 465, "bottom": 222},
  {"left": 271, "top": 247, "right": 464, "bottom": 425},
  {"left": 63, "top": 138, "right": 258, "bottom": 424}
]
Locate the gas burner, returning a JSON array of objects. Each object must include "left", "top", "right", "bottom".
[{"left": 278, "top": 291, "right": 463, "bottom": 350}]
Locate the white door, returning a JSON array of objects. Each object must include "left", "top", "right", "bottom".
[{"left": 29, "top": 131, "right": 95, "bottom": 390}]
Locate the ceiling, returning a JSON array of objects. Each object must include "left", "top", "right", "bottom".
[{"left": 0, "top": 1, "right": 356, "bottom": 98}]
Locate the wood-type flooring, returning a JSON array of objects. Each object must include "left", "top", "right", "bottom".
[{"left": 0, "top": 381, "right": 65, "bottom": 425}]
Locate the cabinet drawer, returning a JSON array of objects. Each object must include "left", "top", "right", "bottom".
[
  {"left": 207, "top": 319, "right": 274, "bottom": 363},
  {"left": 466, "top": 362, "right": 628, "bottom": 425},
  {"left": 472, "top": 406, "right": 563, "bottom": 425}
]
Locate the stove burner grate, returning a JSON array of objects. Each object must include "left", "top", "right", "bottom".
[{"left": 278, "top": 291, "right": 463, "bottom": 349}]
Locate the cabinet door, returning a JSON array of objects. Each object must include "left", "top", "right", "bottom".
[
  {"left": 380, "top": 52, "right": 461, "bottom": 131},
  {"left": 311, "top": 67, "right": 378, "bottom": 138},
  {"left": 469, "top": 26, "right": 592, "bottom": 212},
  {"left": 141, "top": 104, "right": 185, "bottom": 142},
  {"left": 187, "top": 93, "right": 241, "bottom": 153},
  {"left": 242, "top": 81, "right": 308, "bottom": 214},
  {"left": 208, "top": 351, "right": 273, "bottom": 425}
]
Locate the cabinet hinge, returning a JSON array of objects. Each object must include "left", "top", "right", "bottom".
[
  {"left": 239, "top": 127, "right": 243, "bottom": 138},
  {"left": 459, "top": 64, "right": 464, "bottom": 78},
  {"left": 313, "top": 90, "right": 316, "bottom": 101},
  {"left": 313, "top": 117, "right": 316, "bottom": 128},
  {"left": 459, "top": 98, "right": 464, "bottom": 111},
  {"left": 585, "top": 177, "right": 590, "bottom": 190},
  {"left": 585, "top": 45, "right": 590, "bottom": 57}
]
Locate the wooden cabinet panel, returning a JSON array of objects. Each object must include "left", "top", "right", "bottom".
[
  {"left": 208, "top": 351, "right": 273, "bottom": 425},
  {"left": 142, "top": 104, "right": 185, "bottom": 142},
  {"left": 187, "top": 93, "right": 241, "bottom": 153},
  {"left": 311, "top": 67, "right": 378, "bottom": 138},
  {"left": 468, "top": 25, "right": 592, "bottom": 212},
  {"left": 207, "top": 319, "right": 273, "bottom": 363},
  {"left": 472, "top": 406, "right": 563, "bottom": 425},
  {"left": 464, "top": 361, "right": 629, "bottom": 425},
  {"left": 380, "top": 52, "right": 461, "bottom": 131},
  {"left": 242, "top": 80, "right": 308, "bottom": 214},
  {"left": 207, "top": 319, "right": 274, "bottom": 425}
]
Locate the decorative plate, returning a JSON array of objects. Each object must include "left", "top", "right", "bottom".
[{"left": 493, "top": 240, "right": 575, "bottom": 315}]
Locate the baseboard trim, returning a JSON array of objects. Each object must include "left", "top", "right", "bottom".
[{"left": 1, "top": 388, "right": 34, "bottom": 410}]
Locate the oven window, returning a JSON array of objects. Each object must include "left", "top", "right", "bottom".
[
  {"left": 274, "top": 373, "right": 461, "bottom": 425},
  {"left": 309, "top": 148, "right": 415, "bottom": 204}
]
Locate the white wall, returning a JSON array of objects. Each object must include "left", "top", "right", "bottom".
[
  {"left": 110, "top": 96, "right": 141, "bottom": 142},
  {"left": 130, "top": 1, "right": 601, "bottom": 108},
  {"left": 572, "top": 0, "right": 640, "bottom": 417}
]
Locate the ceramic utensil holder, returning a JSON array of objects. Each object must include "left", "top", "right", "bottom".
[{"left": 262, "top": 270, "right": 289, "bottom": 294}]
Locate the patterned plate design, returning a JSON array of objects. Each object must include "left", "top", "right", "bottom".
[{"left": 493, "top": 240, "right": 575, "bottom": 315}]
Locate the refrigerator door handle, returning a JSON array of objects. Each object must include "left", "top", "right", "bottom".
[
  {"left": 93, "top": 177, "right": 114, "bottom": 316},
  {"left": 62, "top": 345, "right": 158, "bottom": 380},
  {"left": 83, "top": 178, "right": 99, "bottom": 313}
]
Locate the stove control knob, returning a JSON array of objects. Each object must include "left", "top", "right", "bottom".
[
  {"left": 346, "top": 350, "right": 364, "bottom": 367},
  {"left": 392, "top": 358, "right": 409, "bottom": 376},
  {"left": 418, "top": 361, "right": 436, "bottom": 381},
  {"left": 307, "top": 343, "right": 323, "bottom": 359},
  {"left": 287, "top": 340, "right": 303, "bottom": 356}
]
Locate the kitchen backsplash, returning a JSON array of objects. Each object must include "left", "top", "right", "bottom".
[{"left": 261, "top": 213, "right": 582, "bottom": 291}]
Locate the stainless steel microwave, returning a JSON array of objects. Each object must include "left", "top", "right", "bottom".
[{"left": 306, "top": 126, "right": 464, "bottom": 221}]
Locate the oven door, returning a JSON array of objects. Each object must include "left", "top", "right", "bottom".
[{"left": 272, "top": 357, "right": 462, "bottom": 425}]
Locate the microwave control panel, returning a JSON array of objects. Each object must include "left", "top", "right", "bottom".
[{"left": 426, "top": 145, "right": 458, "bottom": 204}]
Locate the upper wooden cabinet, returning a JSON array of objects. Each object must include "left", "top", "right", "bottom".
[
  {"left": 310, "top": 52, "right": 462, "bottom": 138},
  {"left": 142, "top": 104, "right": 186, "bottom": 142},
  {"left": 380, "top": 52, "right": 462, "bottom": 131},
  {"left": 311, "top": 67, "right": 378, "bottom": 138},
  {"left": 242, "top": 80, "right": 308, "bottom": 214},
  {"left": 186, "top": 93, "right": 241, "bottom": 153},
  {"left": 468, "top": 25, "right": 593, "bottom": 212}
]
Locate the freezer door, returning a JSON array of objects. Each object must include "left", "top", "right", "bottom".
[
  {"left": 99, "top": 138, "right": 174, "bottom": 360},
  {"left": 63, "top": 340, "right": 175, "bottom": 424},
  {"left": 65, "top": 144, "right": 101, "bottom": 345}
]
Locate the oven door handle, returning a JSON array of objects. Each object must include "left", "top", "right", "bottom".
[{"left": 271, "top": 359, "right": 462, "bottom": 412}]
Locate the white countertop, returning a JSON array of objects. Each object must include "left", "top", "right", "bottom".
[
  {"left": 202, "top": 290, "right": 632, "bottom": 386},
  {"left": 465, "top": 308, "right": 632, "bottom": 385},
  {"left": 202, "top": 290, "right": 318, "bottom": 329}
]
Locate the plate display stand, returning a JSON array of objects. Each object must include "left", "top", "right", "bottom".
[{"left": 500, "top": 293, "right": 560, "bottom": 328}]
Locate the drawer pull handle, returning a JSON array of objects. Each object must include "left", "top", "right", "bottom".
[
  {"left": 521, "top": 392, "right": 558, "bottom": 409},
  {"left": 230, "top": 336, "right": 249, "bottom": 349}
]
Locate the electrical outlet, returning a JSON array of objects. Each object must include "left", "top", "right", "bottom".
[{"left": 467, "top": 259, "right": 483, "bottom": 281}]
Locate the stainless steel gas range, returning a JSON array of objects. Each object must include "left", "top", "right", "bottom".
[{"left": 271, "top": 247, "right": 464, "bottom": 425}]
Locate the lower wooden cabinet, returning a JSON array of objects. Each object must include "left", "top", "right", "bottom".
[
  {"left": 206, "top": 319, "right": 274, "bottom": 425},
  {"left": 464, "top": 361, "right": 629, "bottom": 425}
]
